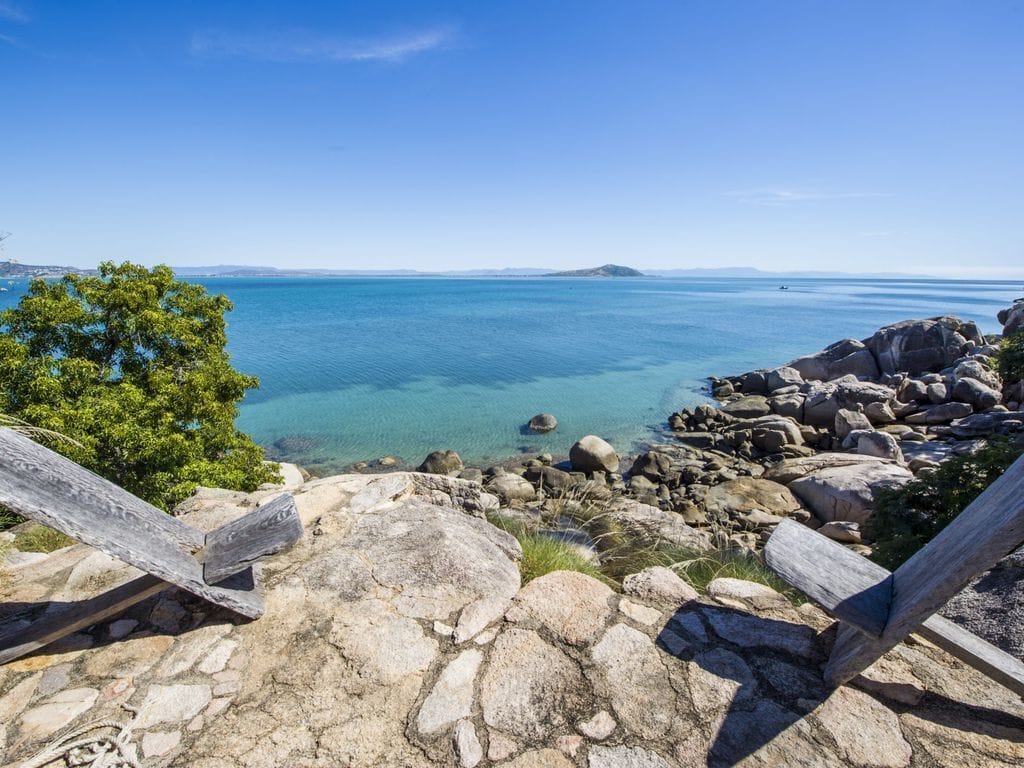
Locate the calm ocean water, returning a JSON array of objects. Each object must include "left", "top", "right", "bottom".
[{"left": 1, "top": 277, "right": 1020, "bottom": 474}]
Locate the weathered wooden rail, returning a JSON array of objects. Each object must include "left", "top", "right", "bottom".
[
  {"left": 0, "top": 427, "right": 303, "bottom": 665},
  {"left": 765, "top": 452, "right": 1024, "bottom": 696}
]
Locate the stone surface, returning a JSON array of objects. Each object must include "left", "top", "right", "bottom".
[
  {"left": 2, "top": 468, "right": 1022, "bottom": 768},
  {"left": 528, "top": 413, "right": 558, "bottom": 434},
  {"left": 589, "top": 624, "right": 680, "bottom": 741},
  {"left": 622, "top": 566, "right": 699, "bottom": 608},
  {"left": 418, "top": 449, "right": 465, "bottom": 475},
  {"left": 479, "top": 629, "right": 587, "bottom": 741},
  {"left": 453, "top": 596, "right": 512, "bottom": 644},
  {"left": 618, "top": 598, "right": 662, "bottom": 626},
  {"left": 569, "top": 435, "right": 620, "bottom": 473},
  {"left": 505, "top": 749, "right": 575, "bottom": 768},
  {"left": 866, "top": 316, "right": 974, "bottom": 375},
  {"left": 137, "top": 684, "right": 213, "bottom": 728},
  {"left": 818, "top": 520, "right": 862, "bottom": 543},
  {"left": 577, "top": 709, "right": 617, "bottom": 740},
  {"left": 857, "top": 430, "right": 903, "bottom": 462},
  {"left": 788, "top": 463, "right": 914, "bottom": 524},
  {"left": 506, "top": 571, "right": 614, "bottom": 646},
  {"left": 703, "top": 478, "right": 803, "bottom": 519},
  {"left": 588, "top": 745, "right": 673, "bottom": 768},
  {"left": 416, "top": 649, "right": 483, "bottom": 735},
  {"left": 19, "top": 687, "right": 99, "bottom": 739},
  {"left": 811, "top": 687, "right": 913, "bottom": 767},
  {"left": 453, "top": 719, "right": 483, "bottom": 768},
  {"left": 705, "top": 578, "right": 792, "bottom": 614},
  {"left": 143, "top": 729, "right": 183, "bottom": 757},
  {"left": 487, "top": 473, "right": 537, "bottom": 503}
]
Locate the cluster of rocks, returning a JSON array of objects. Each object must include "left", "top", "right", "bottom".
[
  {"left": 3, "top": 472, "right": 1022, "bottom": 767},
  {"left": 629, "top": 313, "right": 1024, "bottom": 552}
]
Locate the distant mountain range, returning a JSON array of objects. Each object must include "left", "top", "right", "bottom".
[
  {"left": 2, "top": 260, "right": 935, "bottom": 281},
  {"left": 0, "top": 261, "right": 97, "bottom": 278}
]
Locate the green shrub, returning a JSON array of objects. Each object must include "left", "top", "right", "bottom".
[
  {"left": 998, "top": 330, "right": 1024, "bottom": 385},
  {"left": 487, "top": 511, "right": 611, "bottom": 586},
  {"left": 868, "top": 438, "right": 1024, "bottom": 570},
  {"left": 488, "top": 497, "right": 803, "bottom": 603},
  {"left": 0, "top": 262, "right": 279, "bottom": 509}
]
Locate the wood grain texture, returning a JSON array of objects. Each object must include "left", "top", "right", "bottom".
[
  {"left": 823, "top": 621, "right": 890, "bottom": 687},
  {"left": 764, "top": 519, "right": 892, "bottom": 636},
  {"left": 885, "top": 453, "right": 1024, "bottom": 643},
  {"left": 0, "top": 427, "right": 264, "bottom": 618},
  {"left": 203, "top": 493, "right": 302, "bottom": 584},
  {"left": 0, "top": 574, "right": 169, "bottom": 666},
  {"left": 917, "top": 614, "right": 1024, "bottom": 697}
]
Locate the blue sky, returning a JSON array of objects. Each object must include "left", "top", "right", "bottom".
[{"left": 1, "top": 1, "right": 1022, "bottom": 275}]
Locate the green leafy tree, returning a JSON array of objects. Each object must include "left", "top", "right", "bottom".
[
  {"left": 867, "top": 438, "right": 1023, "bottom": 569},
  {"left": 998, "top": 330, "right": 1024, "bottom": 385},
  {"left": 0, "top": 261, "right": 279, "bottom": 509}
]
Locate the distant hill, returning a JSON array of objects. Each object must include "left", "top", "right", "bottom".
[
  {"left": 0, "top": 261, "right": 96, "bottom": 279},
  {"left": 546, "top": 264, "right": 645, "bottom": 277}
]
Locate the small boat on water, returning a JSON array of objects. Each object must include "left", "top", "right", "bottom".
[{"left": 779, "top": 285, "right": 789, "bottom": 290}]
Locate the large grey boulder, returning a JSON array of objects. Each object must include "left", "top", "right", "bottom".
[
  {"left": 570, "top": 435, "right": 620, "bottom": 473},
  {"left": 952, "top": 377, "right": 1001, "bottom": 411},
  {"left": 419, "top": 450, "right": 465, "bottom": 476},
  {"left": 721, "top": 395, "right": 771, "bottom": 419},
  {"left": 803, "top": 383, "right": 842, "bottom": 427},
  {"left": 487, "top": 474, "right": 537, "bottom": 504},
  {"left": 604, "top": 498, "right": 712, "bottom": 550},
  {"left": 953, "top": 359, "right": 1001, "bottom": 391},
  {"left": 527, "top": 413, "right": 558, "bottom": 433},
  {"left": 998, "top": 299, "right": 1024, "bottom": 336},
  {"left": 836, "top": 380, "right": 897, "bottom": 408},
  {"left": 703, "top": 478, "right": 804, "bottom": 519},
  {"left": 835, "top": 408, "right": 873, "bottom": 440},
  {"left": 766, "top": 366, "right": 803, "bottom": 392},
  {"left": 770, "top": 393, "right": 806, "bottom": 421},
  {"left": 904, "top": 402, "right": 974, "bottom": 424},
  {"left": 764, "top": 453, "right": 892, "bottom": 484},
  {"left": 788, "top": 339, "right": 880, "bottom": 382},
  {"left": 865, "top": 316, "right": 981, "bottom": 376},
  {"left": 856, "top": 431, "right": 903, "bottom": 463},
  {"left": 789, "top": 463, "right": 913, "bottom": 524}
]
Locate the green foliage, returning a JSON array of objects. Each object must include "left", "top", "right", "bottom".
[
  {"left": 12, "top": 523, "right": 74, "bottom": 553},
  {"left": 0, "top": 261, "right": 279, "bottom": 510},
  {"left": 486, "top": 512, "right": 611, "bottom": 586},
  {"left": 998, "top": 330, "right": 1024, "bottom": 385},
  {"left": 488, "top": 493, "right": 803, "bottom": 603},
  {"left": 868, "top": 438, "right": 1024, "bottom": 570}
]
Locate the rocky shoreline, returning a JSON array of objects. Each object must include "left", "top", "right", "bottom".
[{"left": 270, "top": 301, "right": 1024, "bottom": 570}]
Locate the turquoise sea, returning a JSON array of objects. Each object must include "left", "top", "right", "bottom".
[{"left": 1, "top": 277, "right": 1020, "bottom": 474}]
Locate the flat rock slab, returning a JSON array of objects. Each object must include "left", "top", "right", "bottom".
[{"left": 2, "top": 472, "right": 1023, "bottom": 767}]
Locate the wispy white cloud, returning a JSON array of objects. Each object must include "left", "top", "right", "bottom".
[
  {"left": 724, "top": 188, "right": 893, "bottom": 206},
  {"left": 0, "top": 2, "right": 28, "bottom": 23},
  {"left": 190, "top": 25, "right": 456, "bottom": 63},
  {"left": 0, "top": 31, "right": 25, "bottom": 48}
]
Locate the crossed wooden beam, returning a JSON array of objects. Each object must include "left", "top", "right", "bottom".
[
  {"left": 0, "top": 428, "right": 302, "bottom": 665},
  {"left": 765, "top": 453, "right": 1024, "bottom": 697}
]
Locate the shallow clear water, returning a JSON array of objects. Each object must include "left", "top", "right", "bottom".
[{"left": 2, "top": 276, "right": 1020, "bottom": 473}]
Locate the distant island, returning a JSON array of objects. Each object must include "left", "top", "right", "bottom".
[{"left": 545, "top": 264, "right": 645, "bottom": 277}]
